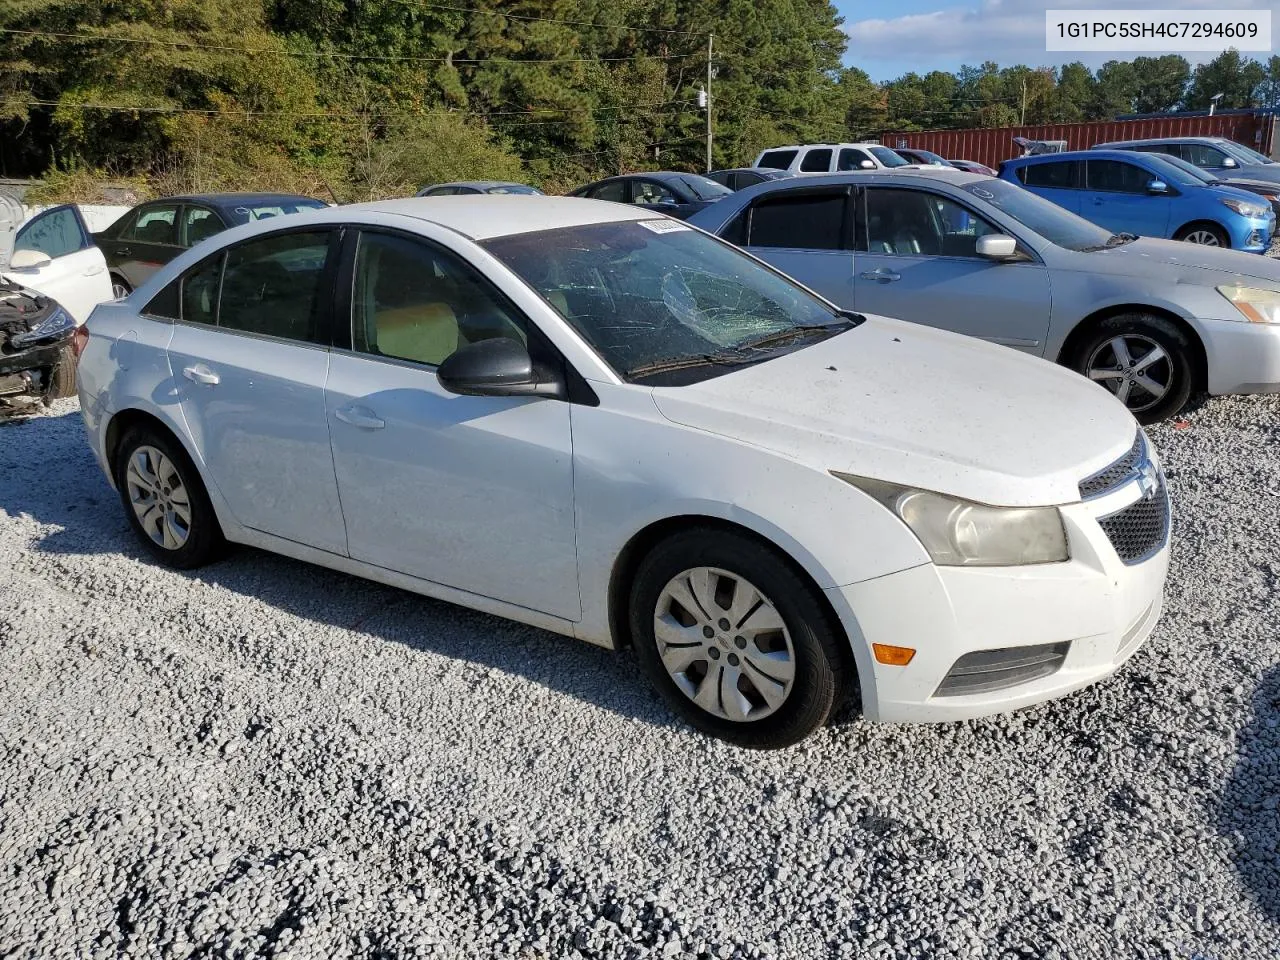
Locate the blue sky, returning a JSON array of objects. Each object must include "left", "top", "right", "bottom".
[{"left": 836, "top": 0, "right": 1277, "bottom": 82}]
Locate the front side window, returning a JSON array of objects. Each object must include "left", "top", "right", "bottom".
[
  {"left": 352, "top": 232, "right": 525, "bottom": 368},
  {"left": 838, "top": 148, "right": 872, "bottom": 171},
  {"left": 634, "top": 181, "right": 677, "bottom": 205},
  {"left": 484, "top": 221, "right": 852, "bottom": 384},
  {"left": 675, "top": 175, "right": 732, "bottom": 200},
  {"left": 749, "top": 192, "right": 847, "bottom": 250},
  {"left": 799, "top": 148, "right": 832, "bottom": 172},
  {"left": 1086, "top": 160, "right": 1152, "bottom": 194},
  {"left": 226, "top": 199, "right": 328, "bottom": 224},
  {"left": 14, "top": 207, "right": 86, "bottom": 260},
  {"left": 1180, "top": 143, "right": 1229, "bottom": 168},
  {"left": 757, "top": 149, "right": 798, "bottom": 170},
  {"left": 1020, "top": 160, "right": 1078, "bottom": 189},
  {"left": 865, "top": 188, "right": 997, "bottom": 257},
  {"left": 218, "top": 231, "right": 331, "bottom": 342},
  {"left": 125, "top": 204, "right": 179, "bottom": 245}
]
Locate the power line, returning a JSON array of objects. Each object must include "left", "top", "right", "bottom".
[
  {"left": 0, "top": 27, "right": 688, "bottom": 64},
  {"left": 384, "top": 0, "right": 707, "bottom": 38}
]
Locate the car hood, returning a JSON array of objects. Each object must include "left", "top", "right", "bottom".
[
  {"left": 651, "top": 315, "right": 1138, "bottom": 507},
  {"left": 1061, "top": 237, "right": 1280, "bottom": 287},
  {"left": 1232, "top": 165, "right": 1280, "bottom": 185}
]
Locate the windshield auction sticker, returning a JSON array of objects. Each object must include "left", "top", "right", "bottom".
[
  {"left": 1046, "top": 9, "right": 1271, "bottom": 51},
  {"left": 638, "top": 219, "right": 691, "bottom": 233}
]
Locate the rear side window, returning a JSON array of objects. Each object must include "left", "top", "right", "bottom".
[
  {"left": 748, "top": 192, "right": 846, "bottom": 250},
  {"left": 799, "top": 149, "right": 832, "bottom": 173},
  {"left": 218, "top": 231, "right": 332, "bottom": 342},
  {"left": 1086, "top": 160, "right": 1150, "bottom": 194},
  {"left": 1021, "top": 160, "right": 1079, "bottom": 189},
  {"left": 182, "top": 255, "right": 223, "bottom": 326},
  {"left": 757, "top": 149, "right": 798, "bottom": 170},
  {"left": 124, "top": 204, "right": 179, "bottom": 245}
]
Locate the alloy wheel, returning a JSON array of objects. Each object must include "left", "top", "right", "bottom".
[
  {"left": 111, "top": 281, "right": 131, "bottom": 300},
  {"left": 1086, "top": 334, "right": 1172, "bottom": 413},
  {"left": 653, "top": 566, "right": 796, "bottom": 722},
  {"left": 1181, "top": 229, "right": 1221, "bottom": 246},
  {"left": 124, "top": 445, "right": 192, "bottom": 550}
]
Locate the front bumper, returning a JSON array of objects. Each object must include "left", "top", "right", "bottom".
[
  {"left": 1195, "top": 316, "right": 1280, "bottom": 395},
  {"left": 826, "top": 475, "right": 1169, "bottom": 723},
  {"left": 1228, "top": 213, "right": 1274, "bottom": 253},
  {"left": 0, "top": 336, "right": 71, "bottom": 399}
]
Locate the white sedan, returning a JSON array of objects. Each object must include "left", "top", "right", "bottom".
[{"left": 76, "top": 197, "right": 1169, "bottom": 747}]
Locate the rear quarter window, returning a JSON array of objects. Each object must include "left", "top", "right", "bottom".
[{"left": 757, "top": 150, "right": 798, "bottom": 170}]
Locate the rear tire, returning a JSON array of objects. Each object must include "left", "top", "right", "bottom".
[
  {"left": 1067, "top": 313, "right": 1195, "bottom": 424},
  {"left": 113, "top": 424, "right": 224, "bottom": 569},
  {"left": 43, "top": 343, "right": 78, "bottom": 402},
  {"left": 1173, "top": 222, "right": 1229, "bottom": 247},
  {"left": 110, "top": 275, "right": 132, "bottom": 300},
  {"left": 629, "top": 527, "right": 848, "bottom": 749}
]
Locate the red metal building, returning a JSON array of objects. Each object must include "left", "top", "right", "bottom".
[{"left": 880, "top": 113, "right": 1277, "bottom": 170}]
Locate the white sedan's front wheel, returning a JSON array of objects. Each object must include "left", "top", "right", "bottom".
[{"left": 630, "top": 528, "right": 849, "bottom": 748}]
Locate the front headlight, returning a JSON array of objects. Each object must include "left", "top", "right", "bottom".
[
  {"left": 833, "top": 473, "right": 1069, "bottom": 566},
  {"left": 1219, "top": 198, "right": 1269, "bottom": 218},
  {"left": 9, "top": 307, "right": 75, "bottom": 349},
  {"left": 1217, "top": 285, "right": 1280, "bottom": 324}
]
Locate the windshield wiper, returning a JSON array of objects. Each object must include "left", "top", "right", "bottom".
[
  {"left": 1081, "top": 232, "right": 1139, "bottom": 252},
  {"left": 734, "top": 316, "right": 861, "bottom": 353},
  {"left": 626, "top": 350, "right": 756, "bottom": 378}
]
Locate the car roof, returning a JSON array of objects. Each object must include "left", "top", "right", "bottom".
[
  {"left": 339, "top": 196, "right": 656, "bottom": 240},
  {"left": 1007, "top": 149, "right": 1147, "bottom": 163},
  {"left": 756, "top": 143, "right": 887, "bottom": 152},
  {"left": 161, "top": 192, "right": 323, "bottom": 208},
  {"left": 727, "top": 169, "right": 988, "bottom": 196},
  {"left": 423, "top": 181, "right": 529, "bottom": 191},
  {"left": 1094, "top": 136, "right": 1234, "bottom": 148}
]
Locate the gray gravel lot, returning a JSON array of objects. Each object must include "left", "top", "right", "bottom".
[{"left": 1, "top": 394, "right": 1278, "bottom": 960}]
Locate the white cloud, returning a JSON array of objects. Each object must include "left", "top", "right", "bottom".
[{"left": 844, "top": 0, "right": 1275, "bottom": 69}]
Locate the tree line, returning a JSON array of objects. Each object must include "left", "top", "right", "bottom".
[{"left": 1, "top": 1, "right": 1278, "bottom": 202}]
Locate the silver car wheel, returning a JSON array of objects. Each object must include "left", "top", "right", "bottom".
[
  {"left": 653, "top": 566, "right": 796, "bottom": 722},
  {"left": 1086, "top": 334, "right": 1171, "bottom": 413},
  {"left": 125, "top": 445, "right": 192, "bottom": 550},
  {"left": 111, "top": 281, "right": 131, "bottom": 300},
  {"left": 1181, "top": 229, "right": 1221, "bottom": 246}
]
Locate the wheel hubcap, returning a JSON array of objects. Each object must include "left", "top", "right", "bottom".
[
  {"left": 1085, "top": 334, "right": 1172, "bottom": 413},
  {"left": 1183, "top": 230, "right": 1220, "bottom": 246},
  {"left": 653, "top": 567, "right": 795, "bottom": 722},
  {"left": 111, "top": 282, "right": 130, "bottom": 300},
  {"left": 125, "top": 446, "right": 191, "bottom": 550}
]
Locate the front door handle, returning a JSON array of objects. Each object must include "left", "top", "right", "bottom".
[
  {"left": 334, "top": 405, "right": 385, "bottom": 430},
  {"left": 860, "top": 267, "right": 901, "bottom": 283},
  {"left": 115, "top": 247, "right": 131, "bottom": 256},
  {"left": 182, "top": 364, "right": 220, "bottom": 386}
]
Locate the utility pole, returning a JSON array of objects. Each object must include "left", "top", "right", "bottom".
[
  {"left": 1020, "top": 77, "right": 1027, "bottom": 125},
  {"left": 706, "top": 32, "right": 714, "bottom": 173}
]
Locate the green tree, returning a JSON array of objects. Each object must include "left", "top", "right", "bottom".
[
  {"left": 1131, "top": 55, "right": 1190, "bottom": 113},
  {"left": 1091, "top": 60, "right": 1137, "bottom": 118},
  {"left": 1184, "top": 48, "right": 1266, "bottom": 109}
]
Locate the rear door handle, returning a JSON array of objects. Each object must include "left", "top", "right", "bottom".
[
  {"left": 859, "top": 268, "right": 901, "bottom": 282},
  {"left": 334, "top": 405, "right": 385, "bottom": 430},
  {"left": 115, "top": 247, "right": 131, "bottom": 256},
  {"left": 182, "top": 364, "right": 220, "bottom": 385}
]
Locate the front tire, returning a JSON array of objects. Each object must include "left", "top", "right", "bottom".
[
  {"left": 629, "top": 528, "right": 847, "bottom": 749},
  {"left": 110, "top": 275, "right": 132, "bottom": 300},
  {"left": 43, "top": 343, "right": 78, "bottom": 402},
  {"left": 1173, "top": 222, "right": 1229, "bottom": 247},
  {"left": 1068, "top": 313, "right": 1195, "bottom": 424},
  {"left": 113, "top": 425, "right": 224, "bottom": 569}
]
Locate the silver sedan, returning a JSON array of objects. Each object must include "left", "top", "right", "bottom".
[{"left": 689, "top": 169, "right": 1280, "bottom": 422}]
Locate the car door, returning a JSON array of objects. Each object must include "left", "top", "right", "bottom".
[
  {"left": 852, "top": 186, "right": 1052, "bottom": 353},
  {"left": 1016, "top": 159, "right": 1083, "bottom": 214},
  {"left": 1178, "top": 142, "right": 1233, "bottom": 174},
  {"left": 162, "top": 227, "right": 349, "bottom": 555},
  {"left": 5, "top": 205, "right": 112, "bottom": 323},
  {"left": 324, "top": 228, "right": 579, "bottom": 619},
  {"left": 740, "top": 187, "right": 855, "bottom": 306},
  {"left": 105, "top": 202, "right": 183, "bottom": 290},
  {"left": 180, "top": 203, "right": 228, "bottom": 251},
  {"left": 632, "top": 179, "right": 693, "bottom": 219},
  {"left": 1084, "top": 159, "right": 1172, "bottom": 238}
]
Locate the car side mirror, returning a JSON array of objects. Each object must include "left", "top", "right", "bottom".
[
  {"left": 859, "top": 160, "right": 876, "bottom": 170},
  {"left": 975, "top": 234, "right": 1019, "bottom": 260},
  {"left": 1147, "top": 179, "right": 1169, "bottom": 194},
  {"left": 1222, "top": 157, "right": 1238, "bottom": 168},
  {"left": 437, "top": 337, "right": 564, "bottom": 399},
  {"left": 9, "top": 248, "right": 53, "bottom": 269}
]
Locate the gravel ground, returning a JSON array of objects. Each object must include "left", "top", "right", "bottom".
[{"left": 1, "top": 395, "right": 1278, "bottom": 960}]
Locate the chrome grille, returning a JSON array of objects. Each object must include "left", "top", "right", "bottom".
[
  {"left": 1079, "top": 433, "right": 1143, "bottom": 500},
  {"left": 1097, "top": 482, "right": 1170, "bottom": 565}
]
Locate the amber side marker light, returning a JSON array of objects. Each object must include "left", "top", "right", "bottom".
[
  {"left": 873, "top": 643, "right": 916, "bottom": 666},
  {"left": 72, "top": 324, "right": 90, "bottom": 358}
]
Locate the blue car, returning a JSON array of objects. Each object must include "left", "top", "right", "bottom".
[{"left": 999, "top": 149, "right": 1275, "bottom": 253}]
